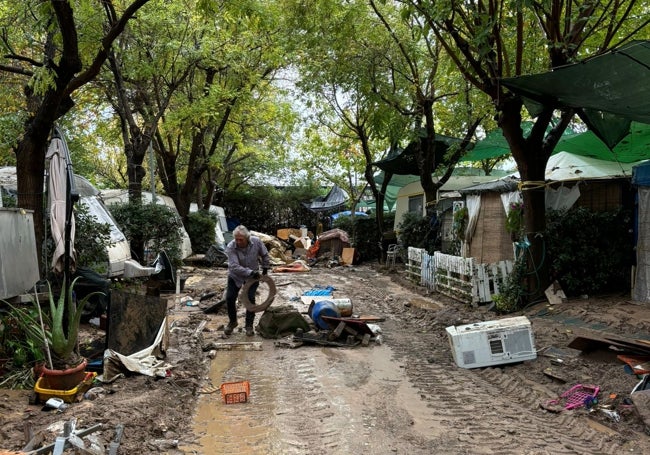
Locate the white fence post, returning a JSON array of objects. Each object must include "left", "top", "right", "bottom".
[{"left": 406, "top": 250, "right": 514, "bottom": 306}]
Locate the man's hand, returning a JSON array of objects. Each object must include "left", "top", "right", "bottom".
[
  {"left": 262, "top": 268, "right": 268, "bottom": 275},
  {"left": 250, "top": 271, "right": 261, "bottom": 280}
]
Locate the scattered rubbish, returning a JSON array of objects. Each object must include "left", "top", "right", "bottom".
[
  {"left": 199, "top": 291, "right": 218, "bottom": 301},
  {"left": 568, "top": 332, "right": 650, "bottom": 355},
  {"left": 108, "top": 423, "right": 124, "bottom": 455},
  {"left": 309, "top": 300, "right": 341, "bottom": 330},
  {"left": 221, "top": 381, "right": 250, "bottom": 404},
  {"left": 44, "top": 397, "right": 68, "bottom": 411},
  {"left": 203, "top": 341, "right": 263, "bottom": 351},
  {"left": 545, "top": 281, "right": 567, "bottom": 305},
  {"left": 303, "top": 286, "right": 335, "bottom": 296},
  {"left": 26, "top": 420, "right": 103, "bottom": 455},
  {"left": 617, "top": 354, "right": 650, "bottom": 375},
  {"left": 326, "top": 298, "right": 353, "bottom": 316},
  {"left": 599, "top": 408, "right": 621, "bottom": 422},
  {"left": 543, "top": 367, "right": 567, "bottom": 383},
  {"left": 632, "top": 374, "right": 650, "bottom": 393},
  {"left": 539, "top": 346, "right": 581, "bottom": 359},
  {"left": 544, "top": 384, "right": 600, "bottom": 411}
]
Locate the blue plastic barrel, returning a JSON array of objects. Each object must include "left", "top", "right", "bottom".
[{"left": 310, "top": 300, "right": 341, "bottom": 330}]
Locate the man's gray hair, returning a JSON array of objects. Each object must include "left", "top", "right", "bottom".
[{"left": 233, "top": 225, "right": 251, "bottom": 239}]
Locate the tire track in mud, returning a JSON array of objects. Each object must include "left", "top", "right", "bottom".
[
  {"left": 387, "top": 329, "right": 631, "bottom": 454},
  {"left": 372, "top": 288, "right": 634, "bottom": 455},
  {"left": 270, "top": 350, "right": 353, "bottom": 454}
]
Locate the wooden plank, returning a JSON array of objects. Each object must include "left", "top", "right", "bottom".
[{"left": 321, "top": 316, "right": 374, "bottom": 335}]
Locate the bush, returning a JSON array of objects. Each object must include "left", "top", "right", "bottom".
[
  {"left": 109, "top": 202, "right": 184, "bottom": 266},
  {"left": 186, "top": 210, "right": 217, "bottom": 254},
  {"left": 74, "top": 202, "right": 112, "bottom": 275},
  {"left": 397, "top": 212, "right": 437, "bottom": 253},
  {"left": 545, "top": 207, "right": 633, "bottom": 297},
  {"left": 332, "top": 215, "right": 381, "bottom": 262}
]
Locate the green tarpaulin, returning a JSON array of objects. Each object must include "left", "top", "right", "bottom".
[
  {"left": 502, "top": 40, "right": 650, "bottom": 149},
  {"left": 372, "top": 135, "right": 463, "bottom": 175}
]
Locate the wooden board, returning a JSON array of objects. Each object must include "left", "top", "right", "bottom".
[
  {"left": 568, "top": 332, "right": 650, "bottom": 355},
  {"left": 321, "top": 315, "right": 374, "bottom": 335},
  {"left": 341, "top": 247, "right": 356, "bottom": 265}
]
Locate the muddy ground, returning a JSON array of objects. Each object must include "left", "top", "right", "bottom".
[{"left": 1, "top": 262, "right": 650, "bottom": 454}]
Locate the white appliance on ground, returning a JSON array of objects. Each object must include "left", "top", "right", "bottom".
[{"left": 446, "top": 316, "right": 537, "bottom": 368}]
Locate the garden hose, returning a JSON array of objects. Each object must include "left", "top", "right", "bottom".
[{"left": 240, "top": 275, "right": 277, "bottom": 313}]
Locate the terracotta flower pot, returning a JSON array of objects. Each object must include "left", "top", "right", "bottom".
[{"left": 38, "top": 358, "right": 88, "bottom": 391}]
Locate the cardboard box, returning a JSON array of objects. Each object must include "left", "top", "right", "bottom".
[{"left": 341, "top": 247, "right": 356, "bottom": 265}]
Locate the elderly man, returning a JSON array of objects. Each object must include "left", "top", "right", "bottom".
[{"left": 224, "top": 225, "right": 270, "bottom": 336}]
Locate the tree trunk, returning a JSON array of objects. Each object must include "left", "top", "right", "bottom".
[
  {"left": 501, "top": 100, "right": 551, "bottom": 301},
  {"left": 16, "top": 132, "right": 50, "bottom": 275}
]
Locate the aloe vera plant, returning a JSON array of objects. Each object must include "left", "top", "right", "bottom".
[
  {"left": 47, "top": 276, "right": 104, "bottom": 367},
  {"left": 6, "top": 276, "right": 104, "bottom": 369}
]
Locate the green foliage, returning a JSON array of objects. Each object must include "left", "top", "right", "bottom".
[
  {"left": 452, "top": 206, "right": 468, "bottom": 241},
  {"left": 222, "top": 184, "right": 323, "bottom": 234},
  {"left": 1, "top": 190, "right": 16, "bottom": 208},
  {"left": 186, "top": 210, "right": 218, "bottom": 253},
  {"left": 4, "top": 277, "right": 103, "bottom": 368},
  {"left": 74, "top": 202, "right": 112, "bottom": 275},
  {"left": 505, "top": 201, "right": 524, "bottom": 237},
  {"left": 492, "top": 254, "right": 527, "bottom": 314},
  {"left": 545, "top": 207, "right": 633, "bottom": 297},
  {"left": 0, "top": 306, "right": 46, "bottom": 370},
  {"left": 332, "top": 216, "right": 380, "bottom": 262},
  {"left": 397, "top": 212, "right": 436, "bottom": 252},
  {"left": 109, "top": 202, "right": 184, "bottom": 266}
]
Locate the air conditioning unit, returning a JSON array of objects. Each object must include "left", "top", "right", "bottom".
[{"left": 446, "top": 316, "right": 537, "bottom": 368}]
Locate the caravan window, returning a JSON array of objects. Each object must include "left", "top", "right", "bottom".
[{"left": 408, "top": 195, "right": 423, "bottom": 214}]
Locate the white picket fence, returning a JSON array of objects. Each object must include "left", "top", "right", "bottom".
[{"left": 407, "top": 247, "right": 514, "bottom": 306}]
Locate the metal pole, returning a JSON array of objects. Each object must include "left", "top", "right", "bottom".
[
  {"left": 149, "top": 141, "right": 156, "bottom": 200},
  {"left": 53, "top": 127, "right": 78, "bottom": 309}
]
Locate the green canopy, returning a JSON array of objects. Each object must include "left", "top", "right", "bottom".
[
  {"left": 372, "top": 135, "right": 464, "bottom": 175},
  {"left": 462, "top": 122, "right": 650, "bottom": 164},
  {"left": 501, "top": 40, "right": 650, "bottom": 148},
  {"left": 555, "top": 122, "right": 650, "bottom": 163}
]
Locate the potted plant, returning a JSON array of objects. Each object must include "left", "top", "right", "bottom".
[{"left": 9, "top": 276, "right": 103, "bottom": 390}]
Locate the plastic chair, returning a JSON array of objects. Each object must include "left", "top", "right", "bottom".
[{"left": 386, "top": 244, "right": 400, "bottom": 267}]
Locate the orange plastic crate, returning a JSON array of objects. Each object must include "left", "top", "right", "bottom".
[{"left": 220, "top": 381, "right": 250, "bottom": 404}]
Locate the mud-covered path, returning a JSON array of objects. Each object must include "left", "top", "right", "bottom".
[{"left": 181, "top": 265, "right": 649, "bottom": 454}]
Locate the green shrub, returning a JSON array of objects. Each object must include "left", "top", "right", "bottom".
[
  {"left": 397, "top": 212, "right": 436, "bottom": 253},
  {"left": 186, "top": 210, "right": 217, "bottom": 253},
  {"left": 74, "top": 202, "right": 112, "bottom": 275},
  {"left": 332, "top": 215, "right": 380, "bottom": 261},
  {"left": 109, "top": 202, "right": 184, "bottom": 266},
  {"left": 545, "top": 207, "right": 633, "bottom": 297}
]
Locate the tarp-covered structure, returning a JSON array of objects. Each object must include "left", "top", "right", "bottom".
[
  {"left": 457, "top": 152, "right": 644, "bottom": 264},
  {"left": 372, "top": 135, "right": 465, "bottom": 175},
  {"left": 501, "top": 40, "right": 650, "bottom": 150},
  {"left": 302, "top": 185, "right": 348, "bottom": 213}
]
